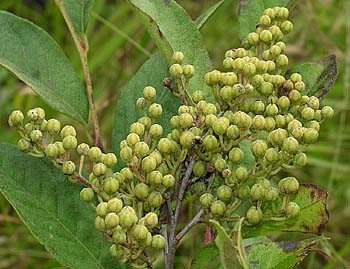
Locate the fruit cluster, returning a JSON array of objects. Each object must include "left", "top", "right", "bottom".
[{"left": 8, "top": 6, "right": 334, "bottom": 268}]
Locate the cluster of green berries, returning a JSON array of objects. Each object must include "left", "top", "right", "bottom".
[{"left": 8, "top": 6, "right": 335, "bottom": 267}]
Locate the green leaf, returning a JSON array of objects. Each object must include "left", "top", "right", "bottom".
[
  {"left": 210, "top": 220, "right": 243, "bottom": 269},
  {"left": 238, "top": 0, "right": 290, "bottom": 39},
  {"left": 195, "top": 0, "right": 225, "bottom": 29},
  {"left": 239, "top": 140, "right": 255, "bottom": 169},
  {"left": 61, "top": 0, "right": 94, "bottom": 37},
  {"left": 0, "top": 11, "right": 88, "bottom": 124},
  {"left": 190, "top": 244, "right": 222, "bottom": 269},
  {"left": 0, "top": 144, "right": 125, "bottom": 269},
  {"left": 286, "top": 55, "right": 338, "bottom": 100},
  {"left": 243, "top": 184, "right": 329, "bottom": 237},
  {"left": 128, "top": 0, "right": 212, "bottom": 96},
  {"left": 112, "top": 53, "right": 182, "bottom": 168},
  {"left": 246, "top": 239, "right": 318, "bottom": 269}
]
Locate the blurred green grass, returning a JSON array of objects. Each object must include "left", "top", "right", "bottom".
[{"left": 0, "top": 0, "right": 349, "bottom": 268}]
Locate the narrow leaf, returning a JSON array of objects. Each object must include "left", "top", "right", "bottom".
[
  {"left": 286, "top": 55, "right": 338, "bottom": 99},
  {"left": 210, "top": 220, "right": 243, "bottom": 269},
  {"left": 112, "top": 53, "right": 181, "bottom": 167},
  {"left": 238, "top": 0, "right": 290, "bottom": 39},
  {"left": 195, "top": 0, "right": 225, "bottom": 29},
  {"left": 61, "top": 0, "right": 94, "bottom": 37},
  {"left": 243, "top": 184, "right": 329, "bottom": 237},
  {"left": 246, "top": 239, "right": 318, "bottom": 269},
  {"left": 0, "top": 144, "right": 124, "bottom": 269},
  {"left": 190, "top": 244, "right": 222, "bottom": 269},
  {"left": 128, "top": 0, "right": 212, "bottom": 96},
  {"left": 0, "top": 11, "right": 88, "bottom": 124}
]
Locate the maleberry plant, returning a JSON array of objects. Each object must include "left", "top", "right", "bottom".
[{"left": 1, "top": 1, "right": 338, "bottom": 269}]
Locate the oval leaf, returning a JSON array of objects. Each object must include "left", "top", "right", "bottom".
[
  {"left": 0, "top": 11, "right": 88, "bottom": 124},
  {"left": 112, "top": 53, "right": 181, "bottom": 168},
  {"left": 238, "top": 0, "right": 290, "bottom": 39},
  {"left": 129, "top": 0, "right": 212, "bottom": 96},
  {"left": 0, "top": 144, "right": 124, "bottom": 269},
  {"left": 286, "top": 55, "right": 338, "bottom": 99},
  {"left": 243, "top": 184, "right": 329, "bottom": 237},
  {"left": 190, "top": 244, "right": 222, "bottom": 269},
  {"left": 60, "top": 0, "right": 94, "bottom": 37}
]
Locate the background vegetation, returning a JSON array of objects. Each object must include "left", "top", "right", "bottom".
[{"left": 0, "top": 0, "right": 348, "bottom": 268}]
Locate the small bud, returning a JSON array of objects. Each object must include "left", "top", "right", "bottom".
[
  {"left": 62, "top": 161, "right": 76, "bottom": 175},
  {"left": 303, "top": 128, "right": 319, "bottom": 144},
  {"left": 148, "top": 191, "right": 164, "bottom": 207},
  {"left": 286, "top": 202, "right": 300, "bottom": 218},
  {"left": 126, "top": 133, "right": 140, "bottom": 147},
  {"left": 95, "top": 216, "right": 106, "bottom": 231},
  {"left": 210, "top": 200, "right": 226, "bottom": 216},
  {"left": 170, "top": 63, "right": 183, "bottom": 78},
  {"left": 149, "top": 103, "right": 163, "bottom": 118},
  {"left": 96, "top": 202, "right": 108, "bottom": 217},
  {"left": 265, "top": 148, "right": 279, "bottom": 163},
  {"left": 47, "top": 119, "right": 61, "bottom": 133},
  {"left": 120, "top": 146, "right": 133, "bottom": 162},
  {"left": 143, "top": 86, "right": 156, "bottom": 100},
  {"left": 265, "top": 187, "right": 279, "bottom": 201},
  {"left": 183, "top": 65, "right": 195, "bottom": 78},
  {"left": 282, "top": 137, "right": 299, "bottom": 154},
  {"left": 113, "top": 230, "right": 127, "bottom": 244},
  {"left": 321, "top": 106, "right": 334, "bottom": 119},
  {"left": 80, "top": 188, "right": 94, "bottom": 203},
  {"left": 105, "top": 213, "right": 119, "bottom": 228},
  {"left": 229, "top": 148, "right": 244, "bottom": 163},
  {"left": 163, "top": 174, "right": 175, "bottom": 188},
  {"left": 60, "top": 125, "right": 76, "bottom": 138},
  {"left": 246, "top": 206, "right": 263, "bottom": 225},
  {"left": 217, "top": 185, "right": 232, "bottom": 202},
  {"left": 251, "top": 140, "right": 268, "bottom": 158},
  {"left": 93, "top": 163, "right": 108, "bottom": 176},
  {"left": 301, "top": 107, "right": 315, "bottom": 121},
  {"left": 200, "top": 193, "right": 214, "bottom": 208},
  {"left": 141, "top": 156, "right": 157, "bottom": 172},
  {"left": 172, "top": 51, "right": 184, "bottom": 64},
  {"left": 8, "top": 110, "right": 24, "bottom": 127},
  {"left": 144, "top": 212, "right": 158, "bottom": 228},
  {"left": 247, "top": 32, "right": 259, "bottom": 45},
  {"left": 250, "top": 184, "right": 265, "bottom": 201},
  {"left": 30, "top": 130, "right": 43, "bottom": 142},
  {"left": 180, "top": 131, "right": 195, "bottom": 149},
  {"left": 203, "top": 135, "right": 218, "bottom": 151},
  {"left": 18, "top": 138, "right": 31, "bottom": 152},
  {"left": 152, "top": 235, "right": 166, "bottom": 249},
  {"left": 104, "top": 177, "right": 119, "bottom": 194},
  {"left": 107, "top": 198, "right": 123, "bottom": 213},
  {"left": 77, "top": 143, "right": 89, "bottom": 155},
  {"left": 278, "top": 177, "right": 299, "bottom": 195},
  {"left": 62, "top": 135, "right": 78, "bottom": 150},
  {"left": 158, "top": 138, "right": 172, "bottom": 154},
  {"left": 149, "top": 124, "right": 163, "bottom": 138},
  {"left": 88, "top": 147, "right": 102, "bottom": 162},
  {"left": 119, "top": 206, "right": 138, "bottom": 228},
  {"left": 277, "top": 54, "right": 288, "bottom": 66},
  {"left": 134, "top": 183, "right": 149, "bottom": 201},
  {"left": 136, "top": 97, "right": 147, "bottom": 109},
  {"left": 235, "top": 167, "right": 248, "bottom": 182},
  {"left": 281, "top": 20, "right": 293, "bottom": 34},
  {"left": 149, "top": 171, "right": 163, "bottom": 185},
  {"left": 260, "top": 30, "right": 273, "bottom": 43}
]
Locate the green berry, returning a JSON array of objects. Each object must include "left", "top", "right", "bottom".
[
  {"left": 158, "top": 138, "right": 172, "bottom": 154},
  {"left": 210, "top": 200, "right": 226, "bottom": 216},
  {"left": 321, "top": 106, "right": 334, "bottom": 119},
  {"left": 121, "top": 167, "right": 134, "bottom": 181},
  {"left": 213, "top": 118, "right": 229, "bottom": 135},
  {"left": 179, "top": 113, "right": 193, "bottom": 129},
  {"left": 180, "top": 131, "right": 195, "bottom": 149},
  {"left": 62, "top": 161, "right": 76, "bottom": 175},
  {"left": 247, "top": 32, "right": 259, "bottom": 45},
  {"left": 281, "top": 20, "right": 293, "bottom": 34},
  {"left": 193, "top": 161, "right": 207, "bottom": 177},
  {"left": 141, "top": 156, "right": 157, "bottom": 172},
  {"left": 47, "top": 119, "right": 61, "bottom": 133},
  {"left": 120, "top": 146, "right": 133, "bottom": 162},
  {"left": 105, "top": 213, "right": 119, "bottom": 228},
  {"left": 96, "top": 202, "right": 108, "bottom": 217},
  {"left": 88, "top": 147, "right": 102, "bottom": 162},
  {"left": 172, "top": 51, "right": 184, "bottom": 64},
  {"left": 113, "top": 230, "right": 127, "bottom": 244},
  {"left": 138, "top": 116, "right": 152, "bottom": 128},
  {"left": 200, "top": 193, "right": 214, "bottom": 208},
  {"left": 77, "top": 143, "right": 89, "bottom": 155},
  {"left": 277, "top": 54, "right": 288, "bottom": 66},
  {"left": 250, "top": 184, "right": 265, "bottom": 201},
  {"left": 60, "top": 125, "right": 76, "bottom": 138},
  {"left": 260, "top": 81, "right": 274, "bottom": 95},
  {"left": 149, "top": 170, "right": 163, "bottom": 185},
  {"left": 226, "top": 125, "right": 240, "bottom": 140},
  {"left": 286, "top": 202, "right": 300, "bottom": 218},
  {"left": 301, "top": 107, "right": 315, "bottom": 121},
  {"left": 203, "top": 135, "right": 218, "bottom": 151},
  {"left": 143, "top": 86, "right": 156, "bottom": 100},
  {"left": 278, "top": 177, "right": 299, "bottom": 195},
  {"left": 149, "top": 103, "right": 163, "bottom": 118},
  {"left": 148, "top": 191, "right": 164, "bottom": 207},
  {"left": 29, "top": 130, "right": 42, "bottom": 142},
  {"left": 93, "top": 163, "right": 107, "bottom": 176},
  {"left": 259, "top": 15, "right": 271, "bottom": 27},
  {"left": 104, "top": 177, "right": 119, "bottom": 194},
  {"left": 265, "top": 148, "right": 279, "bottom": 163},
  {"left": 294, "top": 152, "right": 307, "bottom": 167},
  {"left": 95, "top": 216, "right": 106, "bottom": 231},
  {"left": 235, "top": 167, "right": 248, "bottom": 182},
  {"left": 264, "top": 117, "right": 276, "bottom": 131},
  {"left": 303, "top": 128, "right": 319, "bottom": 144},
  {"left": 294, "top": 81, "right": 305, "bottom": 91},
  {"left": 8, "top": 110, "right": 24, "bottom": 127},
  {"left": 103, "top": 153, "right": 118, "bottom": 167},
  {"left": 214, "top": 158, "right": 227, "bottom": 172},
  {"left": 243, "top": 63, "right": 256, "bottom": 77},
  {"left": 126, "top": 133, "right": 140, "bottom": 147},
  {"left": 170, "top": 63, "right": 183, "bottom": 78},
  {"left": 149, "top": 124, "right": 163, "bottom": 138},
  {"left": 134, "top": 183, "right": 149, "bottom": 200},
  {"left": 260, "top": 30, "right": 273, "bottom": 43},
  {"left": 228, "top": 148, "right": 243, "bottom": 163},
  {"left": 136, "top": 97, "right": 147, "bottom": 109},
  {"left": 192, "top": 90, "right": 205, "bottom": 103},
  {"left": 80, "top": 188, "right": 94, "bottom": 203},
  {"left": 183, "top": 65, "right": 195, "bottom": 78},
  {"left": 251, "top": 140, "right": 268, "bottom": 158},
  {"left": 144, "top": 212, "right": 158, "bottom": 228},
  {"left": 130, "top": 122, "right": 145, "bottom": 136},
  {"left": 282, "top": 137, "right": 299, "bottom": 154},
  {"left": 217, "top": 185, "right": 232, "bottom": 202},
  {"left": 18, "top": 138, "right": 31, "bottom": 152},
  {"left": 246, "top": 206, "right": 263, "bottom": 225},
  {"left": 163, "top": 174, "right": 175, "bottom": 188},
  {"left": 264, "top": 187, "right": 279, "bottom": 201},
  {"left": 107, "top": 198, "right": 123, "bottom": 213},
  {"left": 152, "top": 235, "right": 166, "bottom": 249},
  {"left": 119, "top": 206, "right": 138, "bottom": 228},
  {"left": 62, "top": 135, "right": 77, "bottom": 150}
]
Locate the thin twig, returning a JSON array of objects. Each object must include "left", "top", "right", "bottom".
[
  {"left": 55, "top": 0, "right": 104, "bottom": 150},
  {"left": 161, "top": 224, "right": 169, "bottom": 265},
  {"left": 176, "top": 209, "right": 204, "bottom": 241}
]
